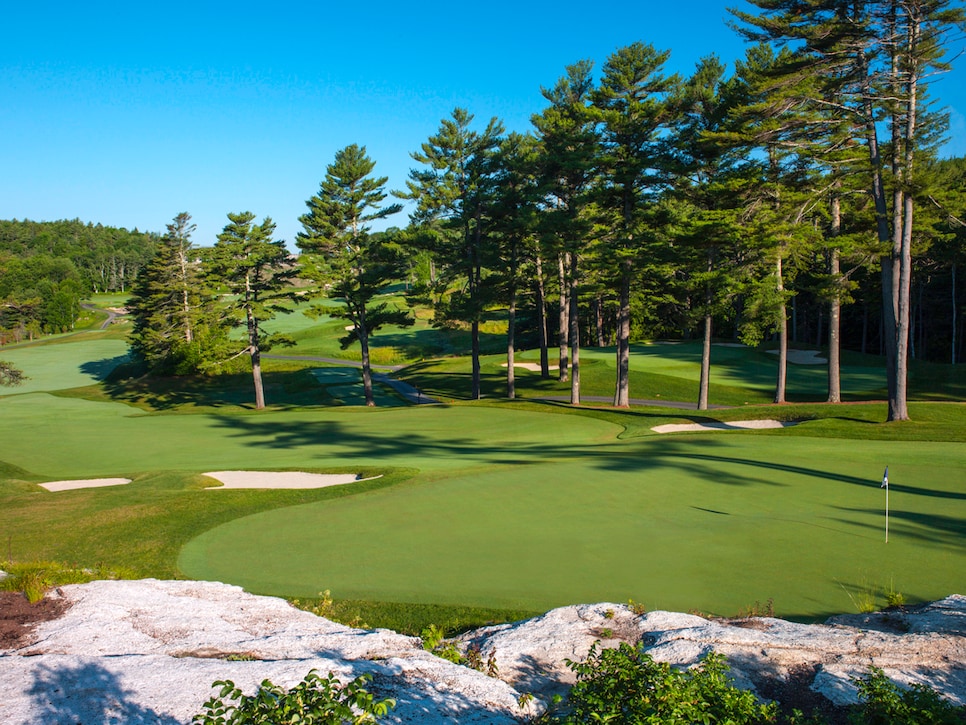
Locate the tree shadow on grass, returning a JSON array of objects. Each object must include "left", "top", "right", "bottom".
[
  {"left": 78, "top": 354, "right": 131, "bottom": 382},
  {"left": 829, "top": 507, "right": 966, "bottom": 550},
  {"left": 27, "top": 660, "right": 181, "bottom": 724},
  {"left": 203, "top": 412, "right": 906, "bottom": 495}
]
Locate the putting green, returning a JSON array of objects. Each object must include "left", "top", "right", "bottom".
[{"left": 179, "top": 432, "right": 966, "bottom": 620}]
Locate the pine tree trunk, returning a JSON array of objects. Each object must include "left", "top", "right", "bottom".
[
  {"left": 558, "top": 253, "right": 569, "bottom": 383},
  {"left": 179, "top": 244, "right": 193, "bottom": 344},
  {"left": 535, "top": 255, "right": 550, "bottom": 378},
  {"left": 507, "top": 279, "right": 516, "bottom": 400},
  {"left": 248, "top": 314, "right": 265, "bottom": 410},
  {"left": 614, "top": 264, "right": 630, "bottom": 408},
  {"left": 858, "top": 43, "right": 899, "bottom": 418},
  {"left": 827, "top": 193, "right": 842, "bottom": 403},
  {"left": 471, "top": 319, "right": 481, "bottom": 400},
  {"left": 828, "top": 249, "right": 842, "bottom": 403},
  {"left": 774, "top": 255, "right": 787, "bottom": 404},
  {"left": 595, "top": 296, "right": 606, "bottom": 347},
  {"left": 699, "top": 312, "right": 712, "bottom": 411},
  {"left": 569, "top": 252, "right": 580, "bottom": 405},
  {"left": 358, "top": 307, "right": 375, "bottom": 407}
]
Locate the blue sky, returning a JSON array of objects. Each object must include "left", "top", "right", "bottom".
[{"left": 2, "top": 1, "right": 964, "bottom": 249}]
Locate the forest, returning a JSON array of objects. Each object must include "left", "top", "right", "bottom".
[
  {"left": 3, "top": 0, "right": 965, "bottom": 424},
  {"left": 0, "top": 219, "right": 157, "bottom": 340}
]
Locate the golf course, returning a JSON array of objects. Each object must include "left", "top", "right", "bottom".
[{"left": 1, "top": 299, "right": 963, "bottom": 631}]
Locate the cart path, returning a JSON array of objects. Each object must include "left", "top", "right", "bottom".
[{"left": 264, "top": 354, "right": 728, "bottom": 410}]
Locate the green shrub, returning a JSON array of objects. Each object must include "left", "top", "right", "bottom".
[
  {"left": 192, "top": 670, "right": 395, "bottom": 725},
  {"left": 547, "top": 643, "right": 779, "bottom": 724},
  {"left": 849, "top": 667, "right": 966, "bottom": 725},
  {"left": 0, "top": 560, "right": 129, "bottom": 603}
]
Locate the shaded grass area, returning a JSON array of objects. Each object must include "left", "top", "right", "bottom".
[
  {"left": 291, "top": 595, "right": 541, "bottom": 637},
  {"left": 395, "top": 341, "right": 961, "bottom": 407},
  {"left": 61, "top": 359, "right": 407, "bottom": 412}
]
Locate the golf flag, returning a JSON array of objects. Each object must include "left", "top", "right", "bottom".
[{"left": 881, "top": 466, "right": 889, "bottom": 488}]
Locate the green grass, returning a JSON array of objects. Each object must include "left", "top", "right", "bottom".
[
  {"left": 179, "top": 430, "right": 965, "bottom": 621},
  {"left": 1, "top": 320, "right": 964, "bottom": 634},
  {"left": 0, "top": 338, "right": 131, "bottom": 396}
]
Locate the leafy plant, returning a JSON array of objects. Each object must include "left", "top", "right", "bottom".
[
  {"left": 885, "top": 580, "right": 906, "bottom": 609},
  {"left": 546, "top": 643, "right": 779, "bottom": 724},
  {"left": 192, "top": 670, "right": 395, "bottom": 725},
  {"left": 419, "top": 623, "right": 446, "bottom": 651},
  {"left": 421, "top": 625, "right": 499, "bottom": 676},
  {"left": 738, "top": 598, "right": 775, "bottom": 618},
  {"left": 849, "top": 667, "right": 966, "bottom": 725},
  {"left": 627, "top": 599, "right": 647, "bottom": 616}
]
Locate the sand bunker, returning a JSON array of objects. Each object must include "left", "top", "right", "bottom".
[
  {"left": 501, "top": 362, "right": 560, "bottom": 372},
  {"left": 651, "top": 419, "right": 797, "bottom": 434},
  {"left": 40, "top": 478, "right": 132, "bottom": 492},
  {"left": 202, "top": 471, "right": 379, "bottom": 489}
]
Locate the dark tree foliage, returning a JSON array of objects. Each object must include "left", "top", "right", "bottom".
[
  {"left": 0, "top": 360, "right": 25, "bottom": 386},
  {"left": 207, "top": 212, "right": 298, "bottom": 410},
  {"left": 297, "top": 144, "right": 411, "bottom": 406},
  {"left": 396, "top": 108, "right": 505, "bottom": 400},
  {"left": 128, "top": 213, "right": 228, "bottom": 374}
]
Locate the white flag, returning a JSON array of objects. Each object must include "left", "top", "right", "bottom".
[{"left": 881, "top": 466, "right": 889, "bottom": 488}]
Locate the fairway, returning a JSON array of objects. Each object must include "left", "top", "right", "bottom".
[
  {"left": 2, "top": 329, "right": 964, "bottom": 625},
  {"left": 179, "top": 433, "right": 966, "bottom": 620}
]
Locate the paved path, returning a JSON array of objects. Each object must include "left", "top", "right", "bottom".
[
  {"left": 265, "top": 354, "right": 727, "bottom": 410},
  {"left": 81, "top": 303, "right": 122, "bottom": 330},
  {"left": 265, "top": 354, "right": 436, "bottom": 404}
]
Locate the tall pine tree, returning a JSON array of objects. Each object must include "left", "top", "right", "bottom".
[{"left": 297, "top": 144, "right": 411, "bottom": 407}]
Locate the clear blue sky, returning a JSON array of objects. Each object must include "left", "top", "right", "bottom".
[{"left": 2, "top": 1, "right": 964, "bottom": 249}]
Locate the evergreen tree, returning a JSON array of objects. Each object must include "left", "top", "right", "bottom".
[
  {"left": 593, "top": 42, "right": 677, "bottom": 407},
  {"left": 669, "top": 54, "right": 754, "bottom": 410},
  {"left": 128, "top": 212, "right": 223, "bottom": 373},
  {"left": 490, "top": 132, "right": 542, "bottom": 398},
  {"left": 297, "top": 144, "right": 411, "bottom": 407},
  {"left": 731, "top": 0, "right": 966, "bottom": 418},
  {"left": 532, "top": 61, "right": 600, "bottom": 403},
  {"left": 397, "top": 108, "right": 504, "bottom": 400},
  {"left": 0, "top": 360, "right": 25, "bottom": 386},
  {"left": 207, "top": 212, "right": 297, "bottom": 409}
]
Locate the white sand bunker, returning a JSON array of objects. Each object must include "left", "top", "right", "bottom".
[
  {"left": 501, "top": 362, "right": 560, "bottom": 371},
  {"left": 651, "top": 419, "right": 797, "bottom": 434},
  {"left": 40, "top": 478, "right": 132, "bottom": 492},
  {"left": 202, "top": 471, "right": 380, "bottom": 490}
]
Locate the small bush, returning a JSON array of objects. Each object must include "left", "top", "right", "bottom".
[
  {"left": 192, "top": 669, "right": 395, "bottom": 725},
  {"left": 0, "top": 560, "right": 129, "bottom": 603},
  {"left": 546, "top": 643, "right": 779, "bottom": 724},
  {"left": 849, "top": 667, "right": 966, "bottom": 725}
]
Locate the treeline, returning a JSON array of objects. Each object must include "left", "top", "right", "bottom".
[
  {"left": 0, "top": 218, "right": 158, "bottom": 340},
  {"left": 386, "top": 0, "right": 966, "bottom": 421},
  {"left": 117, "top": 1, "right": 966, "bottom": 420}
]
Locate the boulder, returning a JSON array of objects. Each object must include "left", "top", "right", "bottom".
[{"left": 1, "top": 580, "right": 964, "bottom": 723}]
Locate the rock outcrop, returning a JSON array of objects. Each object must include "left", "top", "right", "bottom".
[{"left": 1, "top": 580, "right": 963, "bottom": 723}]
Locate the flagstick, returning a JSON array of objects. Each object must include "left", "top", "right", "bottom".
[{"left": 885, "top": 482, "right": 889, "bottom": 544}]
